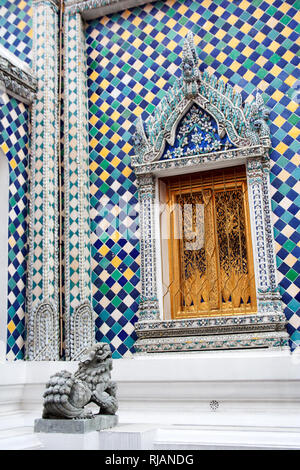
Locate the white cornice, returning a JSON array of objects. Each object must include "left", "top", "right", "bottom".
[{"left": 64, "top": 0, "right": 155, "bottom": 19}]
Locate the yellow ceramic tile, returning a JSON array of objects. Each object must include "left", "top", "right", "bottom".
[
  {"left": 89, "top": 70, "right": 98, "bottom": 82},
  {"left": 215, "top": 6, "right": 225, "bottom": 16},
  {"left": 111, "top": 134, "right": 120, "bottom": 144},
  {"left": 269, "top": 41, "right": 280, "bottom": 52},
  {"left": 282, "top": 50, "right": 294, "bottom": 62},
  {"left": 100, "top": 147, "right": 109, "bottom": 158},
  {"left": 289, "top": 127, "right": 300, "bottom": 139},
  {"left": 204, "top": 43, "right": 214, "bottom": 54},
  {"left": 100, "top": 102, "right": 109, "bottom": 112},
  {"left": 243, "top": 46, "right": 254, "bottom": 57},
  {"left": 179, "top": 26, "right": 190, "bottom": 38},
  {"left": 276, "top": 142, "right": 289, "bottom": 154},
  {"left": 122, "top": 167, "right": 132, "bottom": 178},
  {"left": 133, "top": 83, "right": 143, "bottom": 94},
  {"left": 256, "top": 56, "right": 268, "bottom": 67},
  {"left": 200, "top": 0, "right": 212, "bottom": 7},
  {"left": 1, "top": 142, "right": 8, "bottom": 154},
  {"left": 290, "top": 153, "right": 300, "bottom": 166},
  {"left": 143, "top": 24, "right": 153, "bottom": 35},
  {"left": 227, "top": 14, "right": 239, "bottom": 25},
  {"left": 215, "top": 30, "right": 226, "bottom": 40},
  {"left": 155, "top": 55, "right": 165, "bottom": 66},
  {"left": 278, "top": 2, "right": 292, "bottom": 13},
  {"left": 90, "top": 115, "right": 98, "bottom": 126},
  {"left": 99, "top": 124, "right": 110, "bottom": 135},
  {"left": 110, "top": 44, "right": 119, "bottom": 55},
  {"left": 270, "top": 64, "right": 281, "bottom": 78},
  {"left": 122, "top": 142, "right": 132, "bottom": 154},
  {"left": 244, "top": 70, "right": 255, "bottom": 82},
  {"left": 99, "top": 245, "right": 110, "bottom": 257},
  {"left": 156, "top": 77, "right": 167, "bottom": 89},
  {"left": 239, "top": 0, "right": 251, "bottom": 10},
  {"left": 253, "top": 8, "right": 264, "bottom": 19},
  {"left": 286, "top": 101, "right": 298, "bottom": 113},
  {"left": 18, "top": 20, "right": 26, "bottom": 30},
  {"left": 111, "top": 256, "right": 122, "bottom": 268},
  {"left": 100, "top": 57, "right": 109, "bottom": 68},
  {"left": 121, "top": 29, "right": 131, "bottom": 40},
  {"left": 272, "top": 89, "right": 284, "bottom": 102},
  {"left": 240, "top": 23, "right": 251, "bottom": 34},
  {"left": 154, "top": 9, "right": 164, "bottom": 21},
  {"left": 90, "top": 138, "right": 98, "bottom": 149},
  {"left": 190, "top": 12, "right": 201, "bottom": 24},
  {"left": 132, "top": 38, "right": 142, "bottom": 49},
  {"left": 273, "top": 116, "right": 285, "bottom": 128},
  {"left": 133, "top": 105, "right": 143, "bottom": 116},
  {"left": 100, "top": 170, "right": 109, "bottom": 181},
  {"left": 7, "top": 320, "right": 15, "bottom": 335},
  {"left": 281, "top": 26, "right": 293, "bottom": 38},
  {"left": 228, "top": 37, "right": 239, "bottom": 49},
  {"left": 90, "top": 92, "right": 99, "bottom": 104},
  {"left": 217, "top": 51, "right": 227, "bottom": 63},
  {"left": 120, "top": 51, "right": 130, "bottom": 63},
  {"left": 111, "top": 156, "right": 121, "bottom": 167},
  {"left": 111, "top": 65, "right": 120, "bottom": 77},
  {"left": 285, "top": 75, "right": 297, "bottom": 87},
  {"left": 100, "top": 78, "right": 110, "bottom": 90},
  {"left": 121, "top": 9, "right": 130, "bottom": 20},
  {"left": 132, "top": 16, "right": 142, "bottom": 27},
  {"left": 123, "top": 267, "right": 134, "bottom": 279},
  {"left": 19, "top": 0, "right": 27, "bottom": 9},
  {"left": 167, "top": 18, "right": 176, "bottom": 29},
  {"left": 230, "top": 61, "right": 240, "bottom": 73},
  {"left": 155, "top": 32, "right": 165, "bottom": 43},
  {"left": 204, "top": 21, "right": 214, "bottom": 31},
  {"left": 255, "top": 32, "right": 266, "bottom": 43},
  {"left": 168, "top": 40, "right": 177, "bottom": 51},
  {"left": 121, "top": 97, "right": 131, "bottom": 108},
  {"left": 90, "top": 161, "right": 98, "bottom": 172},
  {"left": 177, "top": 3, "right": 188, "bottom": 15},
  {"left": 8, "top": 235, "right": 15, "bottom": 248},
  {"left": 111, "top": 110, "right": 120, "bottom": 121}
]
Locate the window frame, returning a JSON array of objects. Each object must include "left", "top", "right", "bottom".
[{"left": 131, "top": 34, "right": 288, "bottom": 353}]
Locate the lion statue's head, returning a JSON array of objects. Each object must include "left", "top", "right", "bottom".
[{"left": 79, "top": 342, "right": 112, "bottom": 368}]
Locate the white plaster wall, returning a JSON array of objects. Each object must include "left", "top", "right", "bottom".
[
  {"left": 0, "top": 350, "right": 300, "bottom": 449},
  {"left": 0, "top": 149, "right": 8, "bottom": 361}
]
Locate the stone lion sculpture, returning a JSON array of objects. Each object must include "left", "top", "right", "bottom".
[{"left": 42, "top": 342, "right": 118, "bottom": 419}]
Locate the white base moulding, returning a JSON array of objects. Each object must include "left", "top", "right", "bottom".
[{"left": 0, "top": 348, "right": 300, "bottom": 449}]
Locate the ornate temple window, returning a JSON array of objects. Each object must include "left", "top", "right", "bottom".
[
  {"left": 160, "top": 165, "right": 257, "bottom": 320},
  {"left": 131, "top": 33, "right": 288, "bottom": 354}
]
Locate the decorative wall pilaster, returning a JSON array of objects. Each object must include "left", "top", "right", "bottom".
[
  {"left": 63, "top": 10, "right": 94, "bottom": 360},
  {"left": 26, "top": 0, "right": 60, "bottom": 360},
  {"left": 137, "top": 174, "right": 159, "bottom": 320},
  {"left": 247, "top": 157, "right": 282, "bottom": 314}
]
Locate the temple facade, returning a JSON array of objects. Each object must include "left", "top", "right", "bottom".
[{"left": 0, "top": 0, "right": 299, "bottom": 450}]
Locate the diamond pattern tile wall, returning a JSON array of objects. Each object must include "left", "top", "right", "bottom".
[
  {"left": 0, "top": 93, "right": 29, "bottom": 360},
  {"left": 86, "top": 0, "right": 299, "bottom": 356},
  {"left": 0, "top": 0, "right": 32, "bottom": 67}
]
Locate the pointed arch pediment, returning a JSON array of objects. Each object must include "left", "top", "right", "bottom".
[
  {"left": 131, "top": 32, "right": 271, "bottom": 174},
  {"left": 160, "top": 102, "right": 236, "bottom": 162}
]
